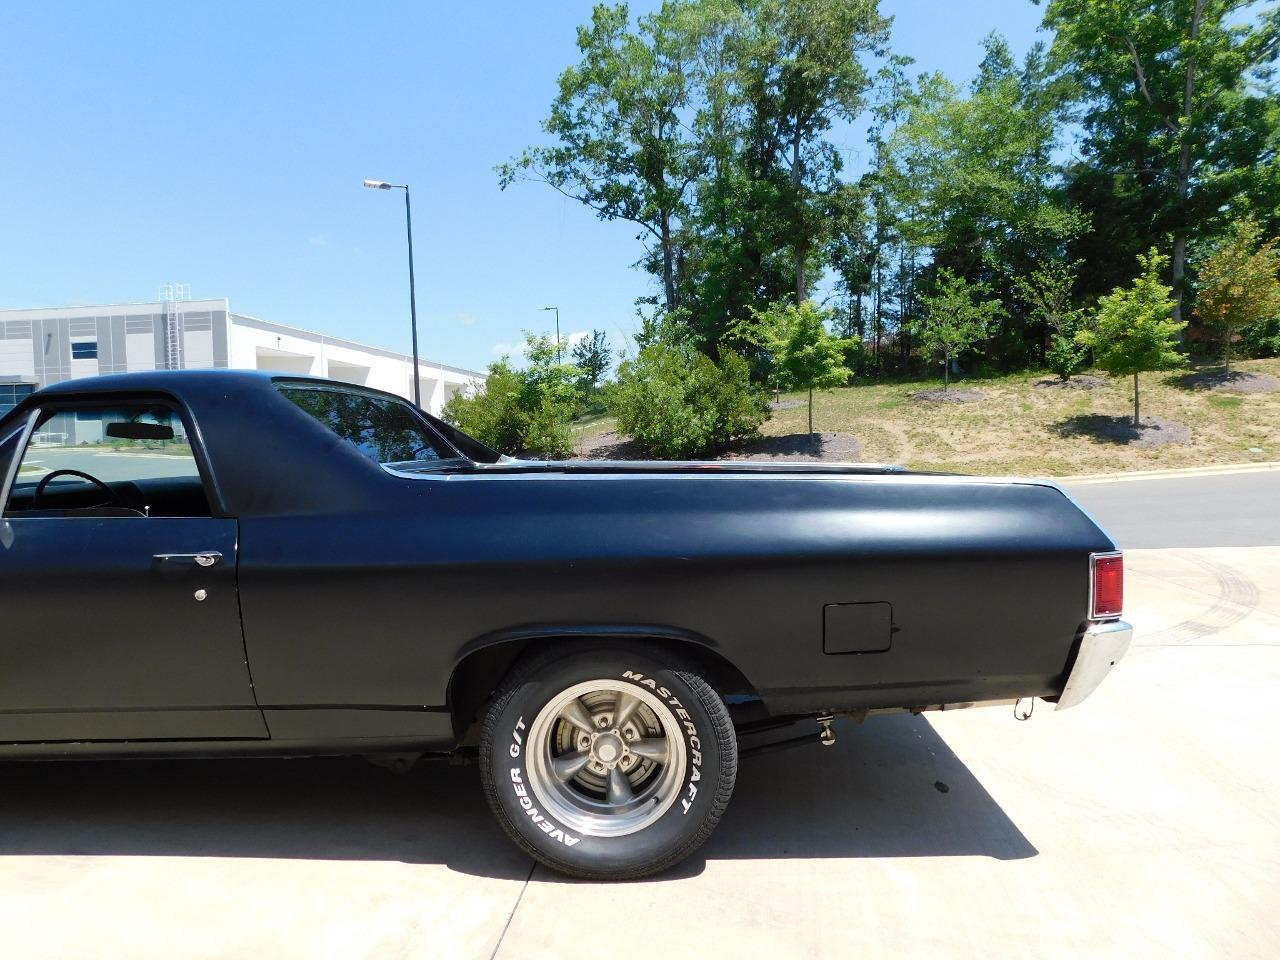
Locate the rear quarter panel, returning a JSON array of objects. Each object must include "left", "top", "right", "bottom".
[{"left": 235, "top": 471, "right": 1113, "bottom": 729}]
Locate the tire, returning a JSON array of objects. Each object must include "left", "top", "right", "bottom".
[{"left": 478, "top": 643, "right": 737, "bottom": 881}]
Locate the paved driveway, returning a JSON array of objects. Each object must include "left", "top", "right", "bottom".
[{"left": 1, "top": 486, "right": 1277, "bottom": 958}]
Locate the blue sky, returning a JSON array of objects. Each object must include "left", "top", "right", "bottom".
[{"left": 0, "top": 1, "right": 1046, "bottom": 373}]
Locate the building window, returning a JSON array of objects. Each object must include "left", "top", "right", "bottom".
[
  {"left": 0, "top": 383, "right": 35, "bottom": 416},
  {"left": 71, "top": 341, "right": 98, "bottom": 360}
]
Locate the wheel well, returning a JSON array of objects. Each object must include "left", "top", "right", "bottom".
[{"left": 446, "top": 634, "right": 759, "bottom": 745}]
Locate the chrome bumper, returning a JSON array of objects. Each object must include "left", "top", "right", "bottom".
[{"left": 1056, "top": 619, "right": 1133, "bottom": 710}]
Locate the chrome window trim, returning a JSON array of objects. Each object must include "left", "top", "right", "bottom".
[
  {"left": 0, "top": 410, "right": 40, "bottom": 514},
  {"left": 1088, "top": 550, "right": 1124, "bottom": 621}
]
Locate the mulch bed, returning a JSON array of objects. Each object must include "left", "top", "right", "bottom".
[
  {"left": 576, "top": 431, "right": 650, "bottom": 461},
  {"left": 1174, "top": 370, "right": 1278, "bottom": 394},
  {"left": 768, "top": 398, "right": 805, "bottom": 410},
  {"left": 1058, "top": 414, "right": 1191, "bottom": 449},
  {"left": 576, "top": 430, "right": 863, "bottom": 462},
  {"left": 1034, "top": 375, "right": 1109, "bottom": 391},
  {"left": 911, "top": 388, "right": 984, "bottom": 403},
  {"left": 720, "top": 431, "right": 863, "bottom": 462}
]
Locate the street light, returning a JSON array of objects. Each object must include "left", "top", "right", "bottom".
[
  {"left": 363, "top": 178, "right": 422, "bottom": 409},
  {"left": 541, "top": 306, "right": 561, "bottom": 363}
]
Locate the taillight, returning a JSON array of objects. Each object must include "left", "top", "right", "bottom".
[{"left": 1091, "top": 553, "right": 1123, "bottom": 619}]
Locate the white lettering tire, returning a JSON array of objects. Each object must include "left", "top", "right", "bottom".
[{"left": 478, "top": 644, "right": 737, "bottom": 880}]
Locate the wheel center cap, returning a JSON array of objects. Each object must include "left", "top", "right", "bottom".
[{"left": 593, "top": 733, "right": 623, "bottom": 764}]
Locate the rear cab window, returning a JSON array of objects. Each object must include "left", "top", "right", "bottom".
[{"left": 277, "top": 383, "right": 461, "bottom": 471}]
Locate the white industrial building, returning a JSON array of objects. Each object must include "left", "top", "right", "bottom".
[{"left": 0, "top": 296, "right": 485, "bottom": 417}]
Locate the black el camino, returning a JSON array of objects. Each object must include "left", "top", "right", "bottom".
[{"left": 0, "top": 370, "right": 1131, "bottom": 879}]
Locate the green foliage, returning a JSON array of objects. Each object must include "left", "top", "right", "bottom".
[
  {"left": 497, "top": 3, "right": 698, "bottom": 311},
  {"left": 571, "top": 329, "right": 615, "bottom": 392},
  {"left": 1242, "top": 315, "right": 1280, "bottom": 359},
  {"left": 1015, "top": 261, "right": 1090, "bottom": 380},
  {"left": 499, "top": 0, "right": 1278, "bottom": 385},
  {"left": 739, "top": 300, "right": 855, "bottom": 432},
  {"left": 911, "top": 270, "right": 1005, "bottom": 388},
  {"left": 442, "top": 333, "right": 583, "bottom": 458},
  {"left": 1045, "top": 326, "right": 1090, "bottom": 382},
  {"left": 1044, "top": 0, "right": 1280, "bottom": 313},
  {"left": 886, "top": 38, "right": 1084, "bottom": 281},
  {"left": 611, "top": 320, "right": 766, "bottom": 457},
  {"left": 1195, "top": 220, "right": 1280, "bottom": 373},
  {"left": 1077, "top": 248, "right": 1186, "bottom": 423}
]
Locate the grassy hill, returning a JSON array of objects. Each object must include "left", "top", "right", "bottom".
[{"left": 577, "top": 357, "right": 1280, "bottom": 476}]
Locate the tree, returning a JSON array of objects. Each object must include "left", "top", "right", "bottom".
[
  {"left": 1014, "top": 260, "right": 1089, "bottom": 380},
  {"left": 746, "top": 300, "right": 854, "bottom": 433},
  {"left": 571, "top": 329, "right": 615, "bottom": 391},
  {"left": 442, "top": 333, "right": 582, "bottom": 457},
  {"left": 1196, "top": 220, "right": 1280, "bottom": 373},
  {"left": 1043, "top": 0, "right": 1280, "bottom": 323},
  {"left": 1077, "top": 248, "right": 1186, "bottom": 424},
  {"left": 911, "top": 270, "right": 1005, "bottom": 389},
  {"left": 886, "top": 38, "right": 1084, "bottom": 281},
  {"left": 746, "top": 0, "right": 890, "bottom": 301},
  {"left": 499, "top": 3, "right": 698, "bottom": 311}
]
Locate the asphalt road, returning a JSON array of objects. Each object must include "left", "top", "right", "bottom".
[
  {"left": 20, "top": 448, "right": 197, "bottom": 482},
  {"left": 1063, "top": 471, "right": 1280, "bottom": 548}
]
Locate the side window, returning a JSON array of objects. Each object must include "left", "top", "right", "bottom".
[
  {"left": 279, "top": 385, "right": 449, "bottom": 466},
  {"left": 5, "top": 405, "right": 211, "bottom": 518}
]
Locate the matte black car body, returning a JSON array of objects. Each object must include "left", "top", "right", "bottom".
[{"left": 0, "top": 370, "right": 1119, "bottom": 759}]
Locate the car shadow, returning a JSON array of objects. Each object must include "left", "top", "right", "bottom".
[{"left": 0, "top": 715, "right": 1034, "bottom": 879}]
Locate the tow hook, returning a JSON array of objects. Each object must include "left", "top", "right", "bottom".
[
  {"left": 1014, "top": 698, "right": 1035, "bottom": 721},
  {"left": 817, "top": 714, "right": 837, "bottom": 746}
]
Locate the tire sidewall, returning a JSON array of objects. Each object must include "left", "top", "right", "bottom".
[{"left": 484, "top": 648, "right": 725, "bottom": 875}]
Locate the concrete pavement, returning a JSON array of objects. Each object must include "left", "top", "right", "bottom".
[{"left": 2, "top": 545, "right": 1277, "bottom": 958}]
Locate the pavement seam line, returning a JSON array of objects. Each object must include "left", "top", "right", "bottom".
[{"left": 488, "top": 861, "right": 537, "bottom": 960}]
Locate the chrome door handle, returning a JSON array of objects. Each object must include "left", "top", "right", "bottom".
[{"left": 153, "top": 551, "right": 223, "bottom": 567}]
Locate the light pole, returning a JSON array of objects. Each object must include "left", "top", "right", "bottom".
[
  {"left": 541, "top": 305, "right": 561, "bottom": 363},
  {"left": 364, "top": 179, "right": 422, "bottom": 409}
]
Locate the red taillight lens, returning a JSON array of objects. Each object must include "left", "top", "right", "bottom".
[{"left": 1092, "top": 553, "right": 1123, "bottom": 618}]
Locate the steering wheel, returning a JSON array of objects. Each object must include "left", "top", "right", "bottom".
[{"left": 33, "top": 468, "right": 128, "bottom": 511}]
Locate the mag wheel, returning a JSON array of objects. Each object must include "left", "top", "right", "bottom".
[{"left": 479, "top": 645, "right": 737, "bottom": 881}]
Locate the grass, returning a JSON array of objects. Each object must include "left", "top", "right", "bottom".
[
  {"left": 575, "top": 357, "right": 1280, "bottom": 475},
  {"left": 570, "top": 410, "right": 617, "bottom": 456}
]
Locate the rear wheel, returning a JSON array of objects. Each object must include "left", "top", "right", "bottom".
[{"left": 478, "top": 645, "right": 737, "bottom": 880}]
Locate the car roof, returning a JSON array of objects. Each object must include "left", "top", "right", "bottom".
[
  {"left": 2, "top": 369, "right": 421, "bottom": 436},
  {"left": 32, "top": 368, "right": 350, "bottom": 397}
]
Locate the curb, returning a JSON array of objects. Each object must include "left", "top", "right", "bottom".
[{"left": 1060, "top": 461, "right": 1280, "bottom": 485}]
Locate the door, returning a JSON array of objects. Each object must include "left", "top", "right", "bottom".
[{"left": 0, "top": 401, "right": 267, "bottom": 743}]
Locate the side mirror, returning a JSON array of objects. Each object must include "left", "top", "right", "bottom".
[{"left": 107, "top": 422, "right": 175, "bottom": 441}]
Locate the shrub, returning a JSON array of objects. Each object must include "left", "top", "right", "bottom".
[
  {"left": 611, "top": 326, "right": 766, "bottom": 458},
  {"left": 442, "top": 333, "right": 581, "bottom": 458},
  {"left": 1045, "top": 313, "right": 1090, "bottom": 381},
  {"left": 1242, "top": 315, "right": 1280, "bottom": 358}
]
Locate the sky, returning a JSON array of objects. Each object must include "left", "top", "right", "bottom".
[{"left": 0, "top": 1, "right": 1047, "bottom": 373}]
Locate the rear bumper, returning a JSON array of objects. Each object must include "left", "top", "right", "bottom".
[{"left": 1056, "top": 619, "right": 1133, "bottom": 710}]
